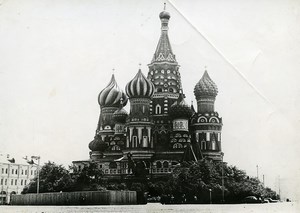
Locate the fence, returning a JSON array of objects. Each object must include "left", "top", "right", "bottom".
[{"left": 10, "top": 190, "right": 137, "bottom": 205}]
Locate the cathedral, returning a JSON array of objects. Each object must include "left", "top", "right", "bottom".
[{"left": 73, "top": 7, "right": 223, "bottom": 179}]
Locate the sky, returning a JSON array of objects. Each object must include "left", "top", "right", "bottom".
[{"left": 0, "top": 0, "right": 300, "bottom": 200}]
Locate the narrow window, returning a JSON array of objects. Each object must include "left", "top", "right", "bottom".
[{"left": 155, "top": 104, "right": 161, "bottom": 114}]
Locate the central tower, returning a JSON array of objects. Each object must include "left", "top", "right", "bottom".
[{"left": 147, "top": 8, "right": 184, "bottom": 150}]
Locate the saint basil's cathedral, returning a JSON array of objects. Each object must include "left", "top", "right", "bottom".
[{"left": 73, "top": 7, "right": 224, "bottom": 179}]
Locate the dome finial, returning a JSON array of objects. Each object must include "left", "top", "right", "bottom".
[
  {"left": 164, "top": 2, "right": 166, "bottom": 10},
  {"left": 138, "top": 63, "right": 142, "bottom": 70},
  {"left": 112, "top": 68, "right": 115, "bottom": 74}
]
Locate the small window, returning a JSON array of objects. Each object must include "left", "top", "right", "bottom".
[
  {"left": 15, "top": 179, "right": 17, "bottom": 185},
  {"left": 11, "top": 179, "right": 13, "bottom": 185},
  {"left": 5, "top": 169, "right": 7, "bottom": 174},
  {"left": 163, "top": 161, "right": 169, "bottom": 168},
  {"left": 24, "top": 180, "right": 27, "bottom": 185},
  {"left": 156, "top": 162, "right": 162, "bottom": 168},
  {"left": 155, "top": 104, "right": 161, "bottom": 114},
  {"left": 25, "top": 170, "right": 27, "bottom": 175},
  {"left": 5, "top": 179, "right": 7, "bottom": 185},
  {"left": 21, "top": 180, "right": 23, "bottom": 185},
  {"left": 12, "top": 169, "right": 14, "bottom": 174},
  {"left": 0, "top": 179, "right": 3, "bottom": 185}
]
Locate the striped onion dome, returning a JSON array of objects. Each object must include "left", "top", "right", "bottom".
[
  {"left": 98, "top": 74, "right": 128, "bottom": 108},
  {"left": 169, "top": 98, "right": 193, "bottom": 119},
  {"left": 113, "top": 107, "right": 128, "bottom": 123},
  {"left": 88, "top": 137, "right": 108, "bottom": 152},
  {"left": 125, "top": 69, "right": 155, "bottom": 98},
  {"left": 194, "top": 71, "right": 218, "bottom": 99}
]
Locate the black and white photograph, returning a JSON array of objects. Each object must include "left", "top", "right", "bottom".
[{"left": 0, "top": 0, "right": 299, "bottom": 212}]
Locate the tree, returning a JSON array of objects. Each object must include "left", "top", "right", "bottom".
[
  {"left": 22, "top": 161, "right": 73, "bottom": 194},
  {"left": 71, "top": 162, "right": 104, "bottom": 191}
]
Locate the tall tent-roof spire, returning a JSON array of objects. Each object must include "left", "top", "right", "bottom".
[{"left": 151, "top": 3, "right": 176, "bottom": 63}]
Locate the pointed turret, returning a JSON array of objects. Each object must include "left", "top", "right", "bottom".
[{"left": 151, "top": 5, "right": 176, "bottom": 63}]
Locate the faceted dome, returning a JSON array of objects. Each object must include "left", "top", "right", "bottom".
[
  {"left": 169, "top": 98, "right": 193, "bottom": 119},
  {"left": 88, "top": 137, "right": 108, "bottom": 152},
  {"left": 98, "top": 74, "right": 128, "bottom": 108},
  {"left": 113, "top": 107, "right": 128, "bottom": 123},
  {"left": 159, "top": 11, "right": 170, "bottom": 19},
  {"left": 194, "top": 71, "right": 218, "bottom": 99},
  {"left": 125, "top": 69, "right": 155, "bottom": 98}
]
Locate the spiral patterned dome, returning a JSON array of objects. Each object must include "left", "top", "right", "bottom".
[
  {"left": 169, "top": 98, "right": 193, "bottom": 119},
  {"left": 125, "top": 69, "right": 155, "bottom": 98},
  {"left": 159, "top": 11, "right": 170, "bottom": 20},
  {"left": 98, "top": 74, "right": 128, "bottom": 108},
  {"left": 113, "top": 107, "right": 128, "bottom": 123},
  {"left": 88, "top": 137, "right": 108, "bottom": 152},
  {"left": 194, "top": 71, "right": 218, "bottom": 99}
]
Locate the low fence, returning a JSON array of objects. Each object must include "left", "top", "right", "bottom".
[{"left": 10, "top": 190, "right": 137, "bottom": 205}]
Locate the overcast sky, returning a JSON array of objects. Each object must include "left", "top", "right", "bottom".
[{"left": 0, "top": 0, "right": 299, "bottom": 200}]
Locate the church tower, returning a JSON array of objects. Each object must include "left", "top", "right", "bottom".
[
  {"left": 191, "top": 70, "right": 223, "bottom": 161},
  {"left": 125, "top": 69, "right": 155, "bottom": 154},
  {"left": 147, "top": 7, "right": 184, "bottom": 150},
  {"left": 89, "top": 74, "right": 127, "bottom": 160}
]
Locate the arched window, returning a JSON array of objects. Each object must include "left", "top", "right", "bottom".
[
  {"left": 109, "top": 162, "right": 117, "bottom": 169},
  {"left": 104, "top": 125, "right": 111, "bottom": 130},
  {"left": 173, "top": 143, "right": 183, "bottom": 149},
  {"left": 156, "top": 161, "right": 162, "bottom": 168},
  {"left": 163, "top": 161, "right": 169, "bottom": 168},
  {"left": 155, "top": 104, "right": 161, "bottom": 114}
]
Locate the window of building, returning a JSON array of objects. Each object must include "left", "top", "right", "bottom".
[
  {"left": 1, "top": 168, "right": 3, "bottom": 174},
  {"left": 109, "top": 162, "right": 117, "bottom": 169},
  {"left": 15, "top": 170, "right": 17, "bottom": 175},
  {"left": 5, "top": 179, "right": 7, "bottom": 185},
  {"left": 5, "top": 169, "right": 7, "bottom": 174},
  {"left": 11, "top": 179, "right": 13, "bottom": 185},
  {"left": 25, "top": 170, "right": 27, "bottom": 175},
  {"left": 132, "top": 136, "right": 138, "bottom": 148},
  {"left": 163, "top": 161, "right": 169, "bottom": 168},
  {"left": 31, "top": 170, "right": 33, "bottom": 175},
  {"left": 15, "top": 179, "right": 17, "bottom": 185},
  {"left": 24, "top": 180, "right": 27, "bottom": 185},
  {"left": 21, "top": 180, "right": 23, "bottom": 185},
  {"left": 21, "top": 169, "right": 24, "bottom": 175},
  {"left": 0, "top": 179, "right": 3, "bottom": 185},
  {"left": 12, "top": 169, "right": 14, "bottom": 174},
  {"left": 155, "top": 104, "right": 161, "bottom": 114},
  {"left": 156, "top": 162, "right": 162, "bottom": 168},
  {"left": 173, "top": 143, "right": 183, "bottom": 149}
]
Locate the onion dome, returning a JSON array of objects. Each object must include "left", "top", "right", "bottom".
[
  {"left": 169, "top": 98, "right": 193, "bottom": 119},
  {"left": 98, "top": 74, "right": 128, "bottom": 108},
  {"left": 194, "top": 71, "right": 218, "bottom": 99},
  {"left": 88, "top": 137, "right": 108, "bottom": 152},
  {"left": 125, "top": 69, "right": 155, "bottom": 98},
  {"left": 113, "top": 107, "right": 128, "bottom": 123},
  {"left": 159, "top": 10, "right": 170, "bottom": 20}
]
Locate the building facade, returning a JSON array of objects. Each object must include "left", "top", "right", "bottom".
[
  {"left": 73, "top": 8, "right": 223, "bottom": 179},
  {"left": 0, "top": 156, "right": 38, "bottom": 204}
]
